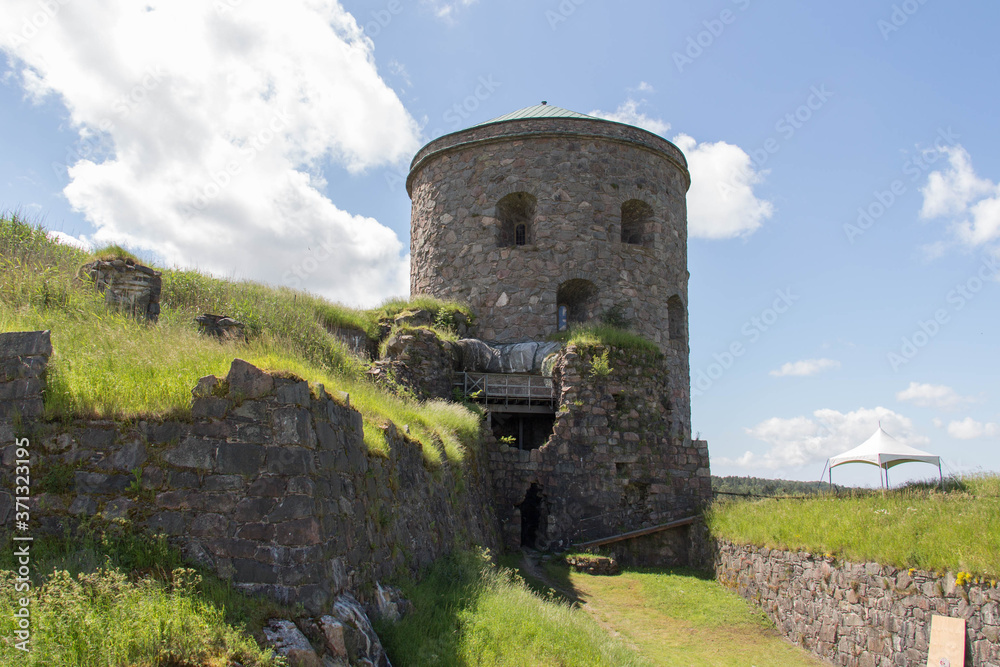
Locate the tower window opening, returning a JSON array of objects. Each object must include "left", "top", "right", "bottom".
[
  {"left": 515, "top": 223, "right": 526, "bottom": 246},
  {"left": 556, "top": 279, "right": 599, "bottom": 330},
  {"left": 497, "top": 192, "right": 536, "bottom": 247},
  {"left": 621, "top": 199, "right": 654, "bottom": 246},
  {"left": 668, "top": 294, "right": 685, "bottom": 342}
]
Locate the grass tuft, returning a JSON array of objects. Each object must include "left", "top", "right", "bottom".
[{"left": 549, "top": 324, "right": 661, "bottom": 355}]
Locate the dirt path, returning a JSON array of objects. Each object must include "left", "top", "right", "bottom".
[{"left": 517, "top": 553, "right": 829, "bottom": 667}]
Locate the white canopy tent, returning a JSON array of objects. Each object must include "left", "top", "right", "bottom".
[{"left": 822, "top": 425, "right": 942, "bottom": 489}]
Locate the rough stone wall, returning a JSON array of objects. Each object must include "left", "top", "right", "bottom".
[
  {"left": 489, "top": 345, "right": 710, "bottom": 551},
  {"left": 0, "top": 353, "right": 498, "bottom": 614},
  {"left": 81, "top": 258, "right": 162, "bottom": 322},
  {"left": 716, "top": 540, "right": 1000, "bottom": 667},
  {"left": 407, "top": 118, "right": 691, "bottom": 420},
  {"left": 0, "top": 331, "right": 51, "bottom": 420}
]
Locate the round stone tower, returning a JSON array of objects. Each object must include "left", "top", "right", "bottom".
[{"left": 407, "top": 103, "right": 693, "bottom": 421}]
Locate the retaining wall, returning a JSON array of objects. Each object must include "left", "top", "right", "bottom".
[
  {"left": 716, "top": 540, "right": 1000, "bottom": 666},
  {"left": 0, "top": 337, "right": 498, "bottom": 613}
]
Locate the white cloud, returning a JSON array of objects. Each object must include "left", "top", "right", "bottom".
[
  {"left": 920, "top": 145, "right": 1000, "bottom": 247},
  {"left": 770, "top": 358, "right": 840, "bottom": 377},
  {"left": 718, "top": 407, "right": 926, "bottom": 470},
  {"left": 1, "top": 0, "right": 421, "bottom": 306},
  {"left": 590, "top": 99, "right": 773, "bottom": 240},
  {"left": 635, "top": 81, "right": 655, "bottom": 94},
  {"left": 590, "top": 98, "right": 671, "bottom": 136},
  {"left": 947, "top": 418, "right": 1000, "bottom": 440},
  {"left": 46, "top": 230, "right": 92, "bottom": 251},
  {"left": 673, "top": 133, "right": 774, "bottom": 239},
  {"left": 896, "top": 382, "right": 974, "bottom": 410},
  {"left": 422, "top": 0, "right": 478, "bottom": 20}
]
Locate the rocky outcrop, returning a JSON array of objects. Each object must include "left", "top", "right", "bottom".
[
  {"left": 565, "top": 554, "right": 619, "bottom": 575},
  {"left": 716, "top": 540, "right": 1000, "bottom": 667},
  {"left": 80, "top": 258, "right": 161, "bottom": 322},
  {"left": 0, "top": 330, "right": 51, "bottom": 421},
  {"left": 195, "top": 314, "right": 247, "bottom": 340}
]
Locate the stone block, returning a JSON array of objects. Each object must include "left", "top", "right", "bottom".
[
  {"left": 0, "top": 355, "right": 47, "bottom": 382},
  {"left": 102, "top": 497, "right": 134, "bottom": 520},
  {"left": 201, "top": 474, "right": 244, "bottom": 491},
  {"left": 68, "top": 495, "right": 98, "bottom": 515},
  {"left": 191, "top": 375, "right": 219, "bottom": 398},
  {"left": 75, "top": 471, "right": 130, "bottom": 495},
  {"left": 226, "top": 359, "right": 274, "bottom": 399},
  {"left": 0, "top": 398, "right": 44, "bottom": 420},
  {"left": 267, "top": 496, "right": 315, "bottom": 523},
  {"left": 274, "top": 518, "right": 321, "bottom": 546},
  {"left": 0, "top": 331, "right": 52, "bottom": 359},
  {"left": 110, "top": 440, "right": 147, "bottom": 471},
  {"left": 190, "top": 513, "right": 230, "bottom": 537},
  {"left": 248, "top": 476, "right": 287, "bottom": 497},
  {"left": 234, "top": 497, "right": 276, "bottom": 522},
  {"left": 145, "top": 512, "right": 185, "bottom": 535},
  {"left": 266, "top": 446, "right": 314, "bottom": 475},
  {"left": 273, "top": 407, "right": 316, "bottom": 448},
  {"left": 262, "top": 619, "right": 322, "bottom": 667},
  {"left": 233, "top": 559, "right": 279, "bottom": 584},
  {"left": 276, "top": 380, "right": 310, "bottom": 407},
  {"left": 192, "top": 397, "right": 229, "bottom": 420},
  {"left": 216, "top": 443, "right": 264, "bottom": 476},
  {"left": 163, "top": 437, "right": 216, "bottom": 470},
  {"left": 0, "top": 378, "right": 43, "bottom": 400}
]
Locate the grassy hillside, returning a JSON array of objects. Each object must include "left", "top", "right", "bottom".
[
  {"left": 708, "top": 473, "right": 1000, "bottom": 580},
  {"left": 0, "top": 211, "right": 476, "bottom": 464}
]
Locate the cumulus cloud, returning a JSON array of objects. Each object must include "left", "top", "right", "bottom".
[
  {"left": 1, "top": 0, "right": 421, "bottom": 306},
  {"left": 46, "top": 230, "right": 92, "bottom": 251},
  {"left": 591, "top": 98, "right": 773, "bottom": 240},
  {"left": 947, "top": 418, "right": 1000, "bottom": 440},
  {"left": 896, "top": 382, "right": 974, "bottom": 410},
  {"left": 718, "top": 407, "right": 925, "bottom": 470},
  {"left": 920, "top": 146, "right": 1000, "bottom": 248},
  {"left": 770, "top": 358, "right": 840, "bottom": 377}
]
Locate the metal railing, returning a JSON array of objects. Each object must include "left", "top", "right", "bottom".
[{"left": 454, "top": 372, "right": 555, "bottom": 410}]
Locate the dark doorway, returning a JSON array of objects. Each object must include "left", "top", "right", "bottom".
[
  {"left": 519, "top": 483, "right": 545, "bottom": 549},
  {"left": 491, "top": 412, "right": 555, "bottom": 450}
]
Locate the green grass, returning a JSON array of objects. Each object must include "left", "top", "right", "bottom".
[
  {"left": 536, "top": 563, "right": 825, "bottom": 667},
  {"left": 0, "top": 211, "right": 479, "bottom": 463},
  {"left": 376, "top": 551, "right": 648, "bottom": 667},
  {"left": 707, "top": 473, "right": 1000, "bottom": 578},
  {"left": 0, "top": 520, "right": 290, "bottom": 666},
  {"left": 549, "top": 324, "right": 661, "bottom": 355}
]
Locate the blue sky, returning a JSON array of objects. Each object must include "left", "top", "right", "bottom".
[{"left": 2, "top": 0, "right": 998, "bottom": 485}]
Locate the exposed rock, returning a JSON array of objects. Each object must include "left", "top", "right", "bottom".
[
  {"left": 373, "top": 583, "right": 409, "bottom": 623},
  {"left": 195, "top": 314, "right": 247, "bottom": 341},
  {"left": 80, "top": 258, "right": 161, "bottom": 322},
  {"left": 263, "top": 619, "right": 323, "bottom": 667},
  {"left": 565, "top": 554, "right": 619, "bottom": 575},
  {"left": 329, "top": 593, "right": 392, "bottom": 667},
  {"left": 369, "top": 328, "right": 455, "bottom": 400},
  {"left": 226, "top": 359, "right": 273, "bottom": 399}
]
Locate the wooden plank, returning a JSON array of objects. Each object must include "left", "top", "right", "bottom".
[
  {"left": 573, "top": 516, "right": 698, "bottom": 550},
  {"left": 926, "top": 615, "right": 965, "bottom": 667}
]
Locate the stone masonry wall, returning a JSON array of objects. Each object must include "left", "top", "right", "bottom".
[
  {"left": 0, "top": 351, "right": 498, "bottom": 614},
  {"left": 490, "top": 345, "right": 710, "bottom": 552},
  {"left": 407, "top": 118, "right": 692, "bottom": 425},
  {"left": 716, "top": 540, "right": 1000, "bottom": 667},
  {"left": 0, "top": 331, "right": 51, "bottom": 421}
]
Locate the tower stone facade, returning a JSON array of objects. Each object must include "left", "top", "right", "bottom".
[{"left": 406, "top": 104, "right": 709, "bottom": 552}]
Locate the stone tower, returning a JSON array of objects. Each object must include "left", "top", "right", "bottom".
[
  {"left": 408, "top": 103, "right": 692, "bottom": 433},
  {"left": 406, "top": 104, "right": 709, "bottom": 555}
]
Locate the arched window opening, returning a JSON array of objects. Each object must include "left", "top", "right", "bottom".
[
  {"left": 497, "top": 192, "right": 536, "bottom": 247},
  {"left": 556, "top": 279, "right": 599, "bottom": 330},
  {"left": 621, "top": 199, "right": 654, "bottom": 246},
  {"left": 668, "top": 295, "right": 685, "bottom": 342}
]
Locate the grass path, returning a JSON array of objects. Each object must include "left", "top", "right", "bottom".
[{"left": 517, "top": 554, "right": 829, "bottom": 667}]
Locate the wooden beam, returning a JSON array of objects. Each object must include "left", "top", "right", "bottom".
[{"left": 573, "top": 516, "right": 699, "bottom": 550}]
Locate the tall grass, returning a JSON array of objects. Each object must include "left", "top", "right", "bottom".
[
  {"left": 549, "top": 324, "right": 661, "bottom": 355},
  {"left": 0, "top": 211, "right": 479, "bottom": 462},
  {"left": 707, "top": 473, "right": 1000, "bottom": 577},
  {"left": 0, "top": 521, "right": 288, "bottom": 666},
  {"left": 376, "top": 551, "right": 648, "bottom": 667}
]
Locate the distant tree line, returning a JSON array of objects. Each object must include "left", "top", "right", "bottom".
[{"left": 711, "top": 475, "right": 849, "bottom": 498}]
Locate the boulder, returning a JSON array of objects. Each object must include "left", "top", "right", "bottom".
[
  {"left": 329, "top": 593, "right": 392, "bottom": 667},
  {"left": 263, "top": 619, "right": 323, "bottom": 667}
]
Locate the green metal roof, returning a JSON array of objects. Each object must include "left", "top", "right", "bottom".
[{"left": 475, "top": 103, "right": 597, "bottom": 126}]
